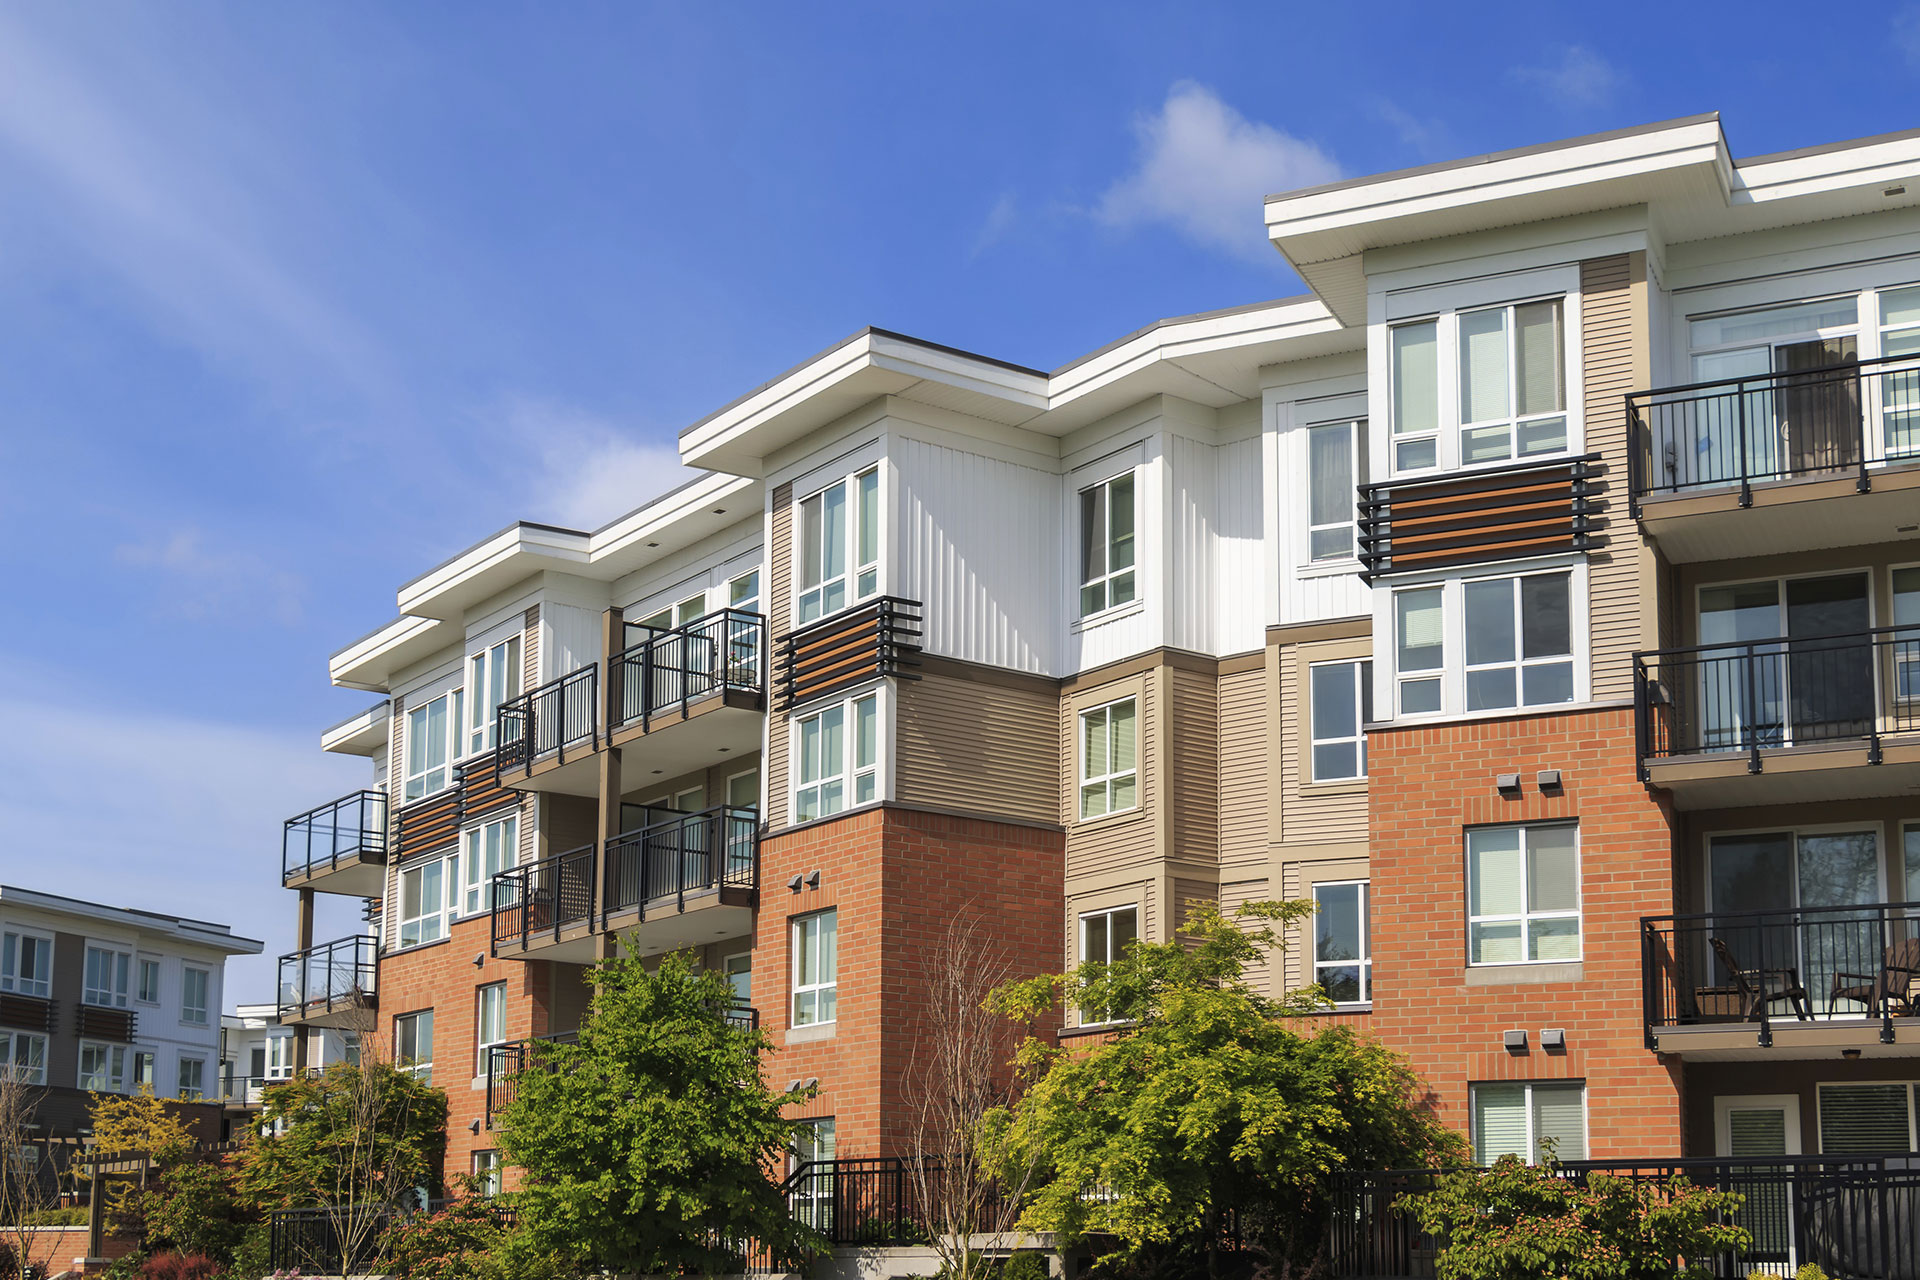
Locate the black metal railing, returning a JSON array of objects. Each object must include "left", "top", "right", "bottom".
[
  {"left": 489, "top": 840, "right": 595, "bottom": 955},
  {"left": 723, "top": 1002, "right": 759, "bottom": 1031},
  {"left": 282, "top": 789, "right": 388, "bottom": 884},
  {"left": 484, "top": 1029, "right": 579, "bottom": 1127},
  {"left": 275, "top": 935, "right": 377, "bottom": 1022},
  {"left": 601, "top": 805, "right": 759, "bottom": 925},
  {"left": 611, "top": 608, "right": 767, "bottom": 733},
  {"left": 269, "top": 1199, "right": 517, "bottom": 1274},
  {"left": 1634, "top": 625, "right": 1920, "bottom": 774},
  {"left": 781, "top": 1158, "right": 929, "bottom": 1246},
  {"left": 1642, "top": 900, "right": 1920, "bottom": 1048},
  {"left": 1626, "top": 351, "right": 1920, "bottom": 514},
  {"left": 1330, "top": 1159, "right": 1920, "bottom": 1279},
  {"left": 495, "top": 664, "right": 598, "bottom": 778}
]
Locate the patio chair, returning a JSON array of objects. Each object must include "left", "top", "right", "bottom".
[
  {"left": 1711, "top": 936, "right": 1813, "bottom": 1022},
  {"left": 1829, "top": 937, "right": 1920, "bottom": 1018}
]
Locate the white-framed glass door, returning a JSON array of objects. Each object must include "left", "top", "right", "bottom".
[
  {"left": 1698, "top": 574, "right": 1873, "bottom": 752},
  {"left": 1710, "top": 827, "right": 1883, "bottom": 1016},
  {"left": 1715, "top": 1093, "right": 1800, "bottom": 1274}
]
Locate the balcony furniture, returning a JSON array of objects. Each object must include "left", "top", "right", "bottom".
[
  {"left": 1829, "top": 937, "right": 1920, "bottom": 1019},
  {"left": 1711, "top": 936, "right": 1812, "bottom": 1022}
]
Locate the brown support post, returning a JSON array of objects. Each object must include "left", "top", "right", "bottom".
[
  {"left": 85, "top": 1167, "right": 108, "bottom": 1263},
  {"left": 595, "top": 607, "right": 624, "bottom": 973},
  {"left": 292, "top": 888, "right": 315, "bottom": 1072}
]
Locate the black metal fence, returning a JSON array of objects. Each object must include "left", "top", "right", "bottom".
[
  {"left": 612, "top": 608, "right": 767, "bottom": 733},
  {"left": 489, "top": 840, "right": 595, "bottom": 954},
  {"left": 602, "top": 805, "right": 760, "bottom": 923},
  {"left": 1330, "top": 1159, "right": 1920, "bottom": 1279},
  {"left": 269, "top": 1199, "right": 518, "bottom": 1274},
  {"left": 275, "top": 934, "right": 377, "bottom": 1021},
  {"left": 484, "top": 1029, "right": 579, "bottom": 1127},
  {"left": 1626, "top": 350, "right": 1920, "bottom": 512},
  {"left": 282, "top": 788, "right": 387, "bottom": 883},
  {"left": 1634, "top": 625, "right": 1920, "bottom": 773},
  {"left": 495, "top": 664, "right": 599, "bottom": 777}
]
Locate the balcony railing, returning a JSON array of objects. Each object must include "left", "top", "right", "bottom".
[
  {"left": 489, "top": 841, "right": 595, "bottom": 955},
  {"left": 1642, "top": 900, "right": 1920, "bottom": 1048},
  {"left": 1329, "top": 1159, "right": 1920, "bottom": 1279},
  {"left": 1634, "top": 625, "right": 1920, "bottom": 774},
  {"left": 1626, "top": 351, "right": 1920, "bottom": 513},
  {"left": 495, "top": 664, "right": 598, "bottom": 779},
  {"left": 611, "top": 608, "right": 767, "bottom": 734},
  {"left": 484, "top": 1029, "right": 579, "bottom": 1126},
  {"left": 283, "top": 789, "right": 388, "bottom": 884},
  {"left": 601, "top": 805, "right": 759, "bottom": 924},
  {"left": 276, "top": 935, "right": 377, "bottom": 1023}
]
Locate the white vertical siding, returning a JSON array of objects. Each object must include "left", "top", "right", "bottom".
[
  {"left": 541, "top": 603, "right": 602, "bottom": 680},
  {"left": 1167, "top": 433, "right": 1215, "bottom": 655},
  {"left": 1273, "top": 399, "right": 1371, "bottom": 627},
  {"left": 1211, "top": 434, "right": 1266, "bottom": 654}
]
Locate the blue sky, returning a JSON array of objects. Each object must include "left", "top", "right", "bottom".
[{"left": 3, "top": 0, "right": 1918, "bottom": 1005}]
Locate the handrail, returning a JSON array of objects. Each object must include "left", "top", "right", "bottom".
[
  {"left": 609, "top": 607, "right": 767, "bottom": 734},
  {"left": 282, "top": 789, "right": 388, "bottom": 883},
  {"left": 495, "top": 664, "right": 598, "bottom": 778},
  {"left": 274, "top": 935, "right": 377, "bottom": 1021},
  {"left": 488, "top": 841, "right": 595, "bottom": 955},
  {"left": 600, "top": 804, "right": 760, "bottom": 925}
]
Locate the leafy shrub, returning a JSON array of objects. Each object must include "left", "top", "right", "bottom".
[
  {"left": 139, "top": 1253, "right": 227, "bottom": 1280},
  {"left": 999, "top": 1251, "right": 1051, "bottom": 1280},
  {"left": 1793, "top": 1268, "right": 1829, "bottom": 1280},
  {"left": 22, "top": 1206, "right": 88, "bottom": 1225},
  {"left": 143, "top": 1162, "right": 246, "bottom": 1262},
  {"left": 384, "top": 1195, "right": 507, "bottom": 1280},
  {"left": 229, "top": 1224, "right": 272, "bottom": 1280}
]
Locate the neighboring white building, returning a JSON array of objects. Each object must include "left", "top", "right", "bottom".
[{"left": 219, "top": 1002, "right": 356, "bottom": 1104}]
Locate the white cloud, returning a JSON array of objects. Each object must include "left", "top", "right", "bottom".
[
  {"left": 1097, "top": 81, "right": 1341, "bottom": 262},
  {"left": 0, "top": 694, "right": 370, "bottom": 1009},
  {"left": 116, "top": 526, "right": 307, "bottom": 626},
  {"left": 497, "top": 397, "right": 692, "bottom": 532},
  {"left": 1897, "top": 5, "right": 1920, "bottom": 67},
  {"left": 1513, "top": 46, "right": 1624, "bottom": 110},
  {"left": 972, "top": 191, "right": 1019, "bottom": 258},
  {"left": 1373, "top": 98, "right": 1450, "bottom": 158}
]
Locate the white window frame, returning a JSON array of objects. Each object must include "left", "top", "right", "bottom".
[
  {"left": 83, "top": 946, "right": 131, "bottom": 1009},
  {"left": 791, "top": 909, "right": 838, "bottom": 1028},
  {"left": 1378, "top": 559, "right": 1589, "bottom": 722},
  {"left": 177, "top": 1056, "right": 206, "bottom": 1101},
  {"left": 265, "top": 1033, "right": 294, "bottom": 1081},
  {"left": 132, "top": 1048, "right": 156, "bottom": 1093},
  {"left": 473, "top": 1149, "right": 503, "bottom": 1198},
  {"left": 1454, "top": 298, "right": 1569, "bottom": 468},
  {"left": 466, "top": 635, "right": 522, "bottom": 758},
  {"left": 1309, "top": 660, "right": 1372, "bottom": 782},
  {"left": 405, "top": 688, "right": 463, "bottom": 802},
  {"left": 462, "top": 814, "right": 520, "bottom": 916},
  {"left": 476, "top": 982, "right": 507, "bottom": 1077},
  {"left": 1077, "top": 697, "right": 1139, "bottom": 820},
  {"left": 181, "top": 966, "right": 210, "bottom": 1025},
  {"left": 1471, "top": 1080, "right": 1588, "bottom": 1166},
  {"left": 0, "top": 1030, "right": 47, "bottom": 1085},
  {"left": 1311, "top": 880, "right": 1372, "bottom": 1007},
  {"left": 1078, "top": 904, "right": 1139, "bottom": 1026},
  {"left": 136, "top": 956, "right": 161, "bottom": 1005},
  {"left": 791, "top": 690, "right": 881, "bottom": 825},
  {"left": 1304, "top": 418, "right": 1367, "bottom": 565},
  {"left": 398, "top": 851, "right": 458, "bottom": 948},
  {"left": 795, "top": 466, "right": 881, "bottom": 625},
  {"left": 1, "top": 931, "right": 53, "bottom": 999},
  {"left": 1077, "top": 470, "right": 1138, "bottom": 619},
  {"left": 1467, "top": 822, "right": 1583, "bottom": 967},
  {"left": 394, "top": 1010, "right": 434, "bottom": 1083},
  {"left": 77, "top": 1041, "right": 129, "bottom": 1093}
]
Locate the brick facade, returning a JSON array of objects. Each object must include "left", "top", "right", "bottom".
[{"left": 1366, "top": 704, "right": 1684, "bottom": 1158}]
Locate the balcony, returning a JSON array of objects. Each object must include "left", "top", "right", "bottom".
[
  {"left": 493, "top": 664, "right": 600, "bottom": 793},
  {"left": 1633, "top": 626, "right": 1920, "bottom": 806},
  {"left": 489, "top": 806, "right": 760, "bottom": 961},
  {"left": 484, "top": 1029, "right": 577, "bottom": 1127},
  {"left": 608, "top": 609, "right": 767, "bottom": 765},
  {"left": 276, "top": 935, "right": 377, "bottom": 1028},
  {"left": 282, "top": 790, "right": 388, "bottom": 895},
  {"left": 1642, "top": 901, "right": 1920, "bottom": 1057},
  {"left": 1626, "top": 353, "right": 1920, "bottom": 561}
]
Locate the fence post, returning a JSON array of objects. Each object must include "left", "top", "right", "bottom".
[{"left": 1737, "top": 376, "right": 1754, "bottom": 507}]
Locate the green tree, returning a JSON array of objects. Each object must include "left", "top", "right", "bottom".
[
  {"left": 141, "top": 1160, "right": 246, "bottom": 1262},
  {"left": 84, "top": 1088, "right": 201, "bottom": 1236},
  {"left": 495, "top": 945, "right": 818, "bottom": 1277},
  {"left": 987, "top": 901, "right": 1461, "bottom": 1278},
  {"left": 1402, "top": 1156, "right": 1751, "bottom": 1280}
]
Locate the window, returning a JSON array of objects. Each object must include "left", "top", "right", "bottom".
[
  {"left": 1078, "top": 905, "right": 1138, "bottom": 1024},
  {"left": 1313, "top": 882, "right": 1372, "bottom": 1006},
  {"left": 136, "top": 957, "right": 161, "bottom": 1004},
  {"left": 1457, "top": 300, "right": 1566, "bottom": 465},
  {"left": 476, "top": 983, "right": 506, "bottom": 1076},
  {"left": 637, "top": 593, "right": 706, "bottom": 632},
  {"left": 132, "top": 1050, "right": 155, "bottom": 1092},
  {"left": 399, "top": 854, "right": 456, "bottom": 947},
  {"left": 265, "top": 1034, "right": 293, "bottom": 1081},
  {"left": 1078, "top": 472, "right": 1137, "bottom": 617},
  {"left": 791, "top": 910, "right": 837, "bottom": 1028},
  {"left": 405, "top": 689, "right": 462, "bottom": 801},
  {"left": 1390, "top": 320, "right": 1440, "bottom": 471},
  {"left": 181, "top": 967, "right": 210, "bottom": 1025},
  {"left": 729, "top": 569, "right": 760, "bottom": 615},
  {"left": 1394, "top": 587, "right": 1444, "bottom": 715},
  {"left": 1880, "top": 287, "right": 1920, "bottom": 457},
  {"left": 789, "top": 1117, "right": 837, "bottom": 1229},
  {"left": 78, "top": 1041, "right": 128, "bottom": 1093},
  {"left": 83, "top": 947, "right": 130, "bottom": 1008},
  {"left": 793, "top": 694, "right": 878, "bottom": 822},
  {"left": 473, "top": 1150, "right": 503, "bottom": 1198},
  {"left": 466, "top": 636, "right": 522, "bottom": 756},
  {"left": 798, "top": 467, "right": 880, "bottom": 623},
  {"left": 0, "top": 1031, "right": 46, "bottom": 1085},
  {"left": 1306, "top": 420, "right": 1366, "bottom": 562},
  {"left": 395, "top": 1011, "right": 434, "bottom": 1083},
  {"left": 1077, "top": 698, "right": 1138, "bottom": 819},
  {"left": 1391, "top": 569, "right": 1578, "bottom": 718},
  {"left": 1906, "top": 822, "right": 1920, "bottom": 902},
  {"left": 727, "top": 571, "right": 763, "bottom": 681},
  {"left": 177, "top": 1057, "right": 205, "bottom": 1101},
  {"left": 1896, "top": 568, "right": 1920, "bottom": 703},
  {"left": 1473, "top": 1081, "right": 1586, "bottom": 1164},
  {"left": 1818, "top": 1083, "right": 1918, "bottom": 1153},
  {"left": 724, "top": 953, "right": 752, "bottom": 1005},
  {"left": 0, "top": 932, "right": 51, "bottom": 998},
  {"left": 1309, "top": 661, "right": 1372, "bottom": 781},
  {"left": 462, "top": 815, "right": 519, "bottom": 916},
  {"left": 1467, "top": 824, "right": 1581, "bottom": 965}
]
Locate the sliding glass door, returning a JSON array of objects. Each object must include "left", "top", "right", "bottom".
[
  {"left": 1699, "top": 573, "right": 1873, "bottom": 751},
  {"left": 1710, "top": 829, "right": 1882, "bottom": 1015}
]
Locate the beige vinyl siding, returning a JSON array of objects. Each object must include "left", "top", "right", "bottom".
[
  {"left": 1216, "top": 666, "right": 1268, "bottom": 872},
  {"left": 1220, "top": 877, "right": 1273, "bottom": 995},
  {"left": 893, "top": 669, "right": 1057, "bottom": 825},
  {"left": 1165, "top": 666, "right": 1219, "bottom": 865},
  {"left": 522, "top": 604, "right": 541, "bottom": 689},
  {"left": 1276, "top": 641, "right": 1369, "bottom": 848},
  {"left": 1283, "top": 856, "right": 1371, "bottom": 994},
  {"left": 1066, "top": 880, "right": 1158, "bottom": 969},
  {"left": 1062, "top": 671, "right": 1158, "bottom": 879},
  {"left": 1581, "top": 252, "right": 1652, "bottom": 700},
  {"left": 1171, "top": 877, "right": 1218, "bottom": 939},
  {"left": 765, "top": 482, "right": 795, "bottom": 828}
]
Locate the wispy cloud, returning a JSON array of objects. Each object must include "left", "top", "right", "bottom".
[
  {"left": 1097, "top": 81, "right": 1341, "bottom": 263},
  {"left": 116, "top": 527, "right": 308, "bottom": 626},
  {"left": 1372, "top": 98, "right": 1452, "bottom": 160},
  {"left": 494, "top": 397, "right": 692, "bottom": 532},
  {"left": 1897, "top": 5, "right": 1920, "bottom": 68},
  {"left": 1513, "top": 45, "right": 1624, "bottom": 110},
  {"left": 972, "top": 191, "right": 1019, "bottom": 258}
]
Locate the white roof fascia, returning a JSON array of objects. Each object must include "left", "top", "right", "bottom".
[
  {"left": 1732, "top": 133, "right": 1920, "bottom": 208},
  {"left": 0, "top": 885, "right": 265, "bottom": 955},
  {"left": 328, "top": 614, "right": 452, "bottom": 692},
  {"left": 320, "top": 700, "right": 391, "bottom": 756},
  {"left": 586, "top": 471, "right": 759, "bottom": 567},
  {"left": 397, "top": 523, "right": 591, "bottom": 619}
]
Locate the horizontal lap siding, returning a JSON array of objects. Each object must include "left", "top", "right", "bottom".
[
  {"left": 1278, "top": 648, "right": 1367, "bottom": 847},
  {"left": 1217, "top": 667, "right": 1269, "bottom": 873},
  {"left": 1166, "top": 666, "right": 1218, "bottom": 864},
  {"left": 1220, "top": 876, "right": 1273, "bottom": 995},
  {"left": 1582, "top": 252, "right": 1649, "bottom": 701},
  {"left": 893, "top": 671, "right": 1057, "bottom": 825},
  {"left": 766, "top": 484, "right": 794, "bottom": 829},
  {"left": 1062, "top": 671, "right": 1158, "bottom": 879}
]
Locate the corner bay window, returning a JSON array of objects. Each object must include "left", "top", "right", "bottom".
[
  {"left": 793, "top": 693, "right": 878, "bottom": 823},
  {"left": 1389, "top": 297, "right": 1568, "bottom": 474},
  {"left": 1468, "top": 824, "right": 1580, "bottom": 965},
  {"left": 798, "top": 467, "right": 879, "bottom": 623},
  {"left": 1079, "top": 472, "right": 1137, "bottom": 617},
  {"left": 1312, "top": 882, "right": 1371, "bottom": 1005},
  {"left": 1078, "top": 697, "right": 1138, "bottom": 819},
  {"left": 791, "top": 909, "right": 837, "bottom": 1028},
  {"left": 1392, "top": 569, "right": 1576, "bottom": 718},
  {"left": 1473, "top": 1081, "right": 1586, "bottom": 1164},
  {"left": 1309, "top": 661, "right": 1371, "bottom": 781},
  {"left": 1078, "top": 905, "right": 1138, "bottom": 1024}
]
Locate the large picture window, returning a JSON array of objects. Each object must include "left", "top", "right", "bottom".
[
  {"left": 1, "top": 932, "right": 51, "bottom": 999},
  {"left": 1467, "top": 823, "right": 1581, "bottom": 965},
  {"left": 399, "top": 854, "right": 457, "bottom": 948},
  {"left": 1079, "top": 472, "right": 1137, "bottom": 617},
  {"left": 467, "top": 636, "right": 522, "bottom": 756},
  {"left": 1078, "top": 905, "right": 1138, "bottom": 1024},
  {"left": 463, "top": 815, "right": 520, "bottom": 915},
  {"left": 1390, "top": 568, "right": 1579, "bottom": 719},
  {"left": 0, "top": 1030, "right": 47, "bottom": 1085},
  {"left": 791, "top": 910, "right": 838, "bottom": 1028},
  {"left": 798, "top": 468, "right": 880, "bottom": 623},
  {"left": 78, "top": 1041, "right": 129, "bottom": 1093},
  {"left": 793, "top": 693, "right": 878, "bottom": 823},
  {"left": 406, "top": 689, "right": 463, "bottom": 801},
  {"left": 1473, "top": 1081, "right": 1586, "bottom": 1164},
  {"left": 1078, "top": 698, "right": 1138, "bottom": 819},
  {"left": 1388, "top": 294, "right": 1572, "bottom": 475},
  {"left": 83, "top": 947, "right": 130, "bottom": 1008}
]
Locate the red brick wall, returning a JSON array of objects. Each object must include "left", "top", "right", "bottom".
[
  {"left": 23, "top": 1226, "right": 136, "bottom": 1271},
  {"left": 1367, "top": 705, "right": 1684, "bottom": 1159}
]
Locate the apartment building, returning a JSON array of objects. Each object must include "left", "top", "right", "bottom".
[
  {"left": 0, "top": 885, "right": 262, "bottom": 1172},
  {"left": 281, "top": 112, "right": 1920, "bottom": 1194},
  {"left": 216, "top": 1003, "right": 355, "bottom": 1135}
]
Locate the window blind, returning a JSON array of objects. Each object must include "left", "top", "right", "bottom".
[
  {"left": 1459, "top": 309, "right": 1510, "bottom": 424},
  {"left": 1531, "top": 1084, "right": 1586, "bottom": 1162},
  {"left": 1819, "top": 1084, "right": 1914, "bottom": 1154},
  {"left": 1308, "top": 424, "right": 1353, "bottom": 527},
  {"left": 1109, "top": 700, "right": 1136, "bottom": 772},
  {"left": 1526, "top": 827, "right": 1578, "bottom": 913},
  {"left": 1392, "top": 322, "right": 1439, "bottom": 435},
  {"left": 1468, "top": 829, "right": 1524, "bottom": 916},
  {"left": 1473, "top": 1084, "right": 1529, "bottom": 1164},
  {"left": 1515, "top": 301, "right": 1564, "bottom": 416},
  {"left": 1725, "top": 1108, "right": 1788, "bottom": 1158},
  {"left": 1397, "top": 590, "right": 1444, "bottom": 652}
]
